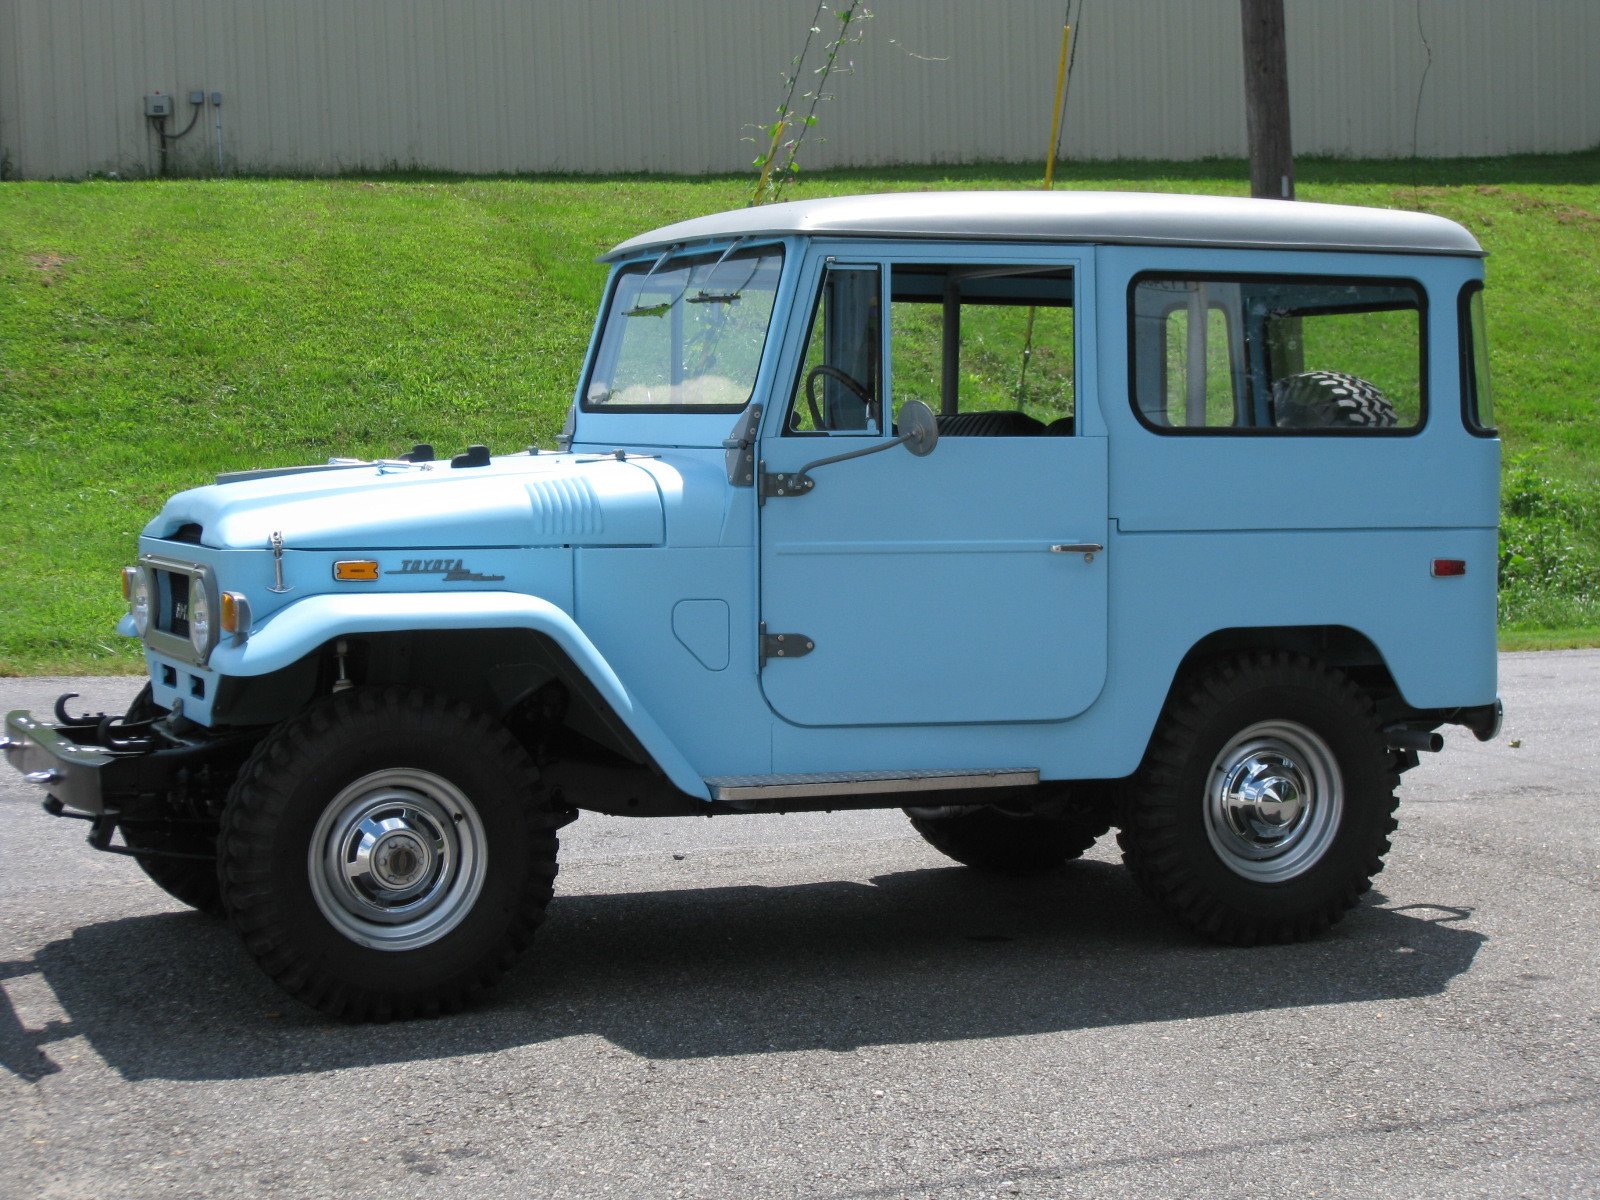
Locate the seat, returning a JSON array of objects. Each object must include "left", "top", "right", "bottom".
[{"left": 936, "top": 410, "right": 1046, "bottom": 437}]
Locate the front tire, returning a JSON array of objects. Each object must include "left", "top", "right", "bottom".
[
  {"left": 1118, "top": 653, "right": 1399, "bottom": 945},
  {"left": 218, "top": 687, "right": 565, "bottom": 1020}
]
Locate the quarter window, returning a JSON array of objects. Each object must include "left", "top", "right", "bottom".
[
  {"left": 1460, "top": 282, "right": 1494, "bottom": 435},
  {"left": 788, "top": 265, "right": 882, "bottom": 435},
  {"left": 1131, "top": 275, "right": 1424, "bottom": 433}
]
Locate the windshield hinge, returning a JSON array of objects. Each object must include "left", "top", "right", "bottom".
[
  {"left": 759, "top": 622, "right": 815, "bottom": 667},
  {"left": 722, "top": 404, "right": 762, "bottom": 488}
]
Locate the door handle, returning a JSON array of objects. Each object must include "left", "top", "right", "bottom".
[{"left": 1051, "top": 543, "right": 1103, "bottom": 562}]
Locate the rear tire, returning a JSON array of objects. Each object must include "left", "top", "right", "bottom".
[
  {"left": 1118, "top": 653, "right": 1399, "bottom": 945},
  {"left": 908, "top": 788, "right": 1113, "bottom": 874},
  {"left": 218, "top": 686, "right": 566, "bottom": 1020}
]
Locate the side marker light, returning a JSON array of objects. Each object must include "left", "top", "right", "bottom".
[
  {"left": 1431, "top": 559, "right": 1467, "bottom": 578},
  {"left": 333, "top": 560, "right": 380, "bottom": 582}
]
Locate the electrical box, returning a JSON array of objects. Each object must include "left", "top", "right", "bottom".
[{"left": 144, "top": 93, "right": 173, "bottom": 118}]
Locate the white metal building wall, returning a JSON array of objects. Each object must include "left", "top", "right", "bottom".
[{"left": 1, "top": 0, "right": 1595, "bottom": 180}]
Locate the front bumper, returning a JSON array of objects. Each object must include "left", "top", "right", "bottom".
[
  {"left": 3, "top": 705, "right": 250, "bottom": 817},
  {"left": 3, "top": 710, "right": 126, "bottom": 815}
]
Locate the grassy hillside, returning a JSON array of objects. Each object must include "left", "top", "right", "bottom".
[{"left": 2, "top": 154, "right": 1597, "bottom": 673}]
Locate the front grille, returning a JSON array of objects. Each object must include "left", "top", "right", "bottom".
[
  {"left": 159, "top": 571, "right": 190, "bottom": 637},
  {"left": 138, "top": 553, "right": 214, "bottom": 665}
]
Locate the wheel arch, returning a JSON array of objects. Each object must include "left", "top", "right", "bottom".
[
  {"left": 208, "top": 592, "right": 709, "bottom": 799},
  {"left": 1148, "top": 625, "right": 1419, "bottom": 757}
]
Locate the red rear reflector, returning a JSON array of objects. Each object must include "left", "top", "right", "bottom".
[{"left": 1432, "top": 559, "right": 1467, "bottom": 577}]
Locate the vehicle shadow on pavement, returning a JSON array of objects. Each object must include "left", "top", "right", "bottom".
[{"left": 3, "top": 862, "right": 1483, "bottom": 1082}]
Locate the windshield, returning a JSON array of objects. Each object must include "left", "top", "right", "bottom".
[{"left": 584, "top": 244, "right": 784, "bottom": 412}]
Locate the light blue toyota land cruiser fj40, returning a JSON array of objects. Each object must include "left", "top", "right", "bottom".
[{"left": 4, "top": 192, "right": 1502, "bottom": 1019}]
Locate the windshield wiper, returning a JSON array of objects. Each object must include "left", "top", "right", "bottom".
[
  {"left": 622, "top": 302, "right": 672, "bottom": 319},
  {"left": 622, "top": 247, "right": 680, "bottom": 317},
  {"left": 686, "top": 238, "right": 754, "bottom": 305}
]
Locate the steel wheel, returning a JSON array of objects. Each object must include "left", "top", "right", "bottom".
[
  {"left": 1203, "top": 720, "right": 1342, "bottom": 883},
  {"left": 219, "top": 686, "right": 566, "bottom": 1020},
  {"left": 308, "top": 768, "right": 488, "bottom": 951},
  {"left": 1118, "top": 653, "right": 1400, "bottom": 945}
]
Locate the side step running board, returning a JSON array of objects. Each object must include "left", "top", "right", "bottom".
[{"left": 705, "top": 767, "right": 1037, "bottom": 803}]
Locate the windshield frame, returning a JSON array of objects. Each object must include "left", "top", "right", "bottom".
[{"left": 580, "top": 240, "right": 788, "bottom": 416}]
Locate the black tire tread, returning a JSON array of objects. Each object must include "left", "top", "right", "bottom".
[
  {"left": 119, "top": 684, "right": 225, "bottom": 916},
  {"left": 1272, "top": 370, "right": 1398, "bottom": 430},
  {"left": 218, "top": 686, "right": 563, "bottom": 1021},
  {"left": 1117, "top": 652, "right": 1400, "bottom": 946},
  {"left": 909, "top": 791, "right": 1113, "bottom": 874},
  {"left": 123, "top": 823, "right": 224, "bottom": 916}
]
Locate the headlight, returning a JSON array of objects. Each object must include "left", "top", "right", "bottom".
[
  {"left": 125, "top": 567, "right": 151, "bottom": 636},
  {"left": 189, "top": 585, "right": 212, "bottom": 656}
]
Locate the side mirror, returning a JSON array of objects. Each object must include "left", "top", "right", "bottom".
[
  {"left": 896, "top": 400, "right": 940, "bottom": 457},
  {"left": 762, "top": 399, "right": 941, "bottom": 498}
]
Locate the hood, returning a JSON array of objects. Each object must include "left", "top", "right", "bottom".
[{"left": 143, "top": 453, "right": 666, "bottom": 550}]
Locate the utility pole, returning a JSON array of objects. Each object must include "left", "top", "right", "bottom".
[{"left": 1240, "top": 0, "right": 1294, "bottom": 200}]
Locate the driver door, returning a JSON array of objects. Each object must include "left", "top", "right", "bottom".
[{"left": 757, "top": 252, "right": 1108, "bottom": 728}]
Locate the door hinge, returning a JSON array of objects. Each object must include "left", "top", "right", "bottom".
[
  {"left": 759, "top": 470, "right": 815, "bottom": 500},
  {"left": 759, "top": 623, "right": 814, "bottom": 666}
]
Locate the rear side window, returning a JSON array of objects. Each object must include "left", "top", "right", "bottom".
[
  {"left": 1460, "top": 282, "right": 1495, "bottom": 435},
  {"left": 1130, "top": 275, "right": 1425, "bottom": 434}
]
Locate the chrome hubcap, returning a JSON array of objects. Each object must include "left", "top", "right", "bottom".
[
  {"left": 308, "top": 769, "right": 487, "bottom": 951},
  {"left": 355, "top": 816, "right": 436, "bottom": 895},
  {"left": 1204, "top": 720, "right": 1342, "bottom": 882}
]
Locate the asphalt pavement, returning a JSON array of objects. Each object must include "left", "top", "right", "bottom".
[{"left": 1, "top": 653, "right": 1596, "bottom": 1199}]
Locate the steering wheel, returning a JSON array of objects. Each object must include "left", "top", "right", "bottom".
[{"left": 804, "top": 364, "right": 874, "bottom": 430}]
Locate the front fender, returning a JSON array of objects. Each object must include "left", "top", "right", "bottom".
[{"left": 211, "top": 591, "right": 709, "bottom": 800}]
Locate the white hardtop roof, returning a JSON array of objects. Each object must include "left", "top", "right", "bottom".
[{"left": 602, "top": 190, "right": 1483, "bottom": 261}]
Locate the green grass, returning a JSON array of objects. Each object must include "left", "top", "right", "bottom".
[{"left": 3, "top": 153, "right": 1598, "bottom": 673}]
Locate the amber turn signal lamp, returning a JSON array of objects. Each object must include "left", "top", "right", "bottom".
[
  {"left": 333, "top": 560, "right": 380, "bottom": 582},
  {"left": 220, "top": 591, "right": 252, "bottom": 636}
]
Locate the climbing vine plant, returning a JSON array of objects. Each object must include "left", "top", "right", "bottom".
[{"left": 750, "top": 2, "right": 872, "bottom": 206}]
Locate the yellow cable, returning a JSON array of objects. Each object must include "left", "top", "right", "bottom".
[
  {"left": 1043, "top": 24, "right": 1071, "bottom": 190},
  {"left": 1018, "top": 23, "right": 1072, "bottom": 399}
]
